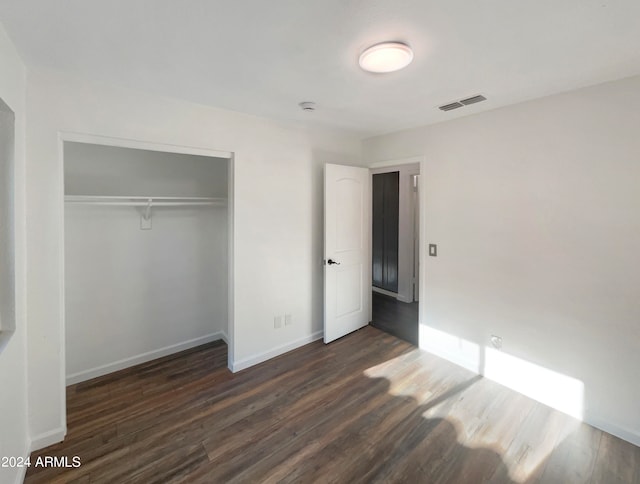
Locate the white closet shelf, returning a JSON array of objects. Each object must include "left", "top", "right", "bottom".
[{"left": 64, "top": 195, "right": 226, "bottom": 207}]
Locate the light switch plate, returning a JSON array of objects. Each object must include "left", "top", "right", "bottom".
[{"left": 429, "top": 244, "right": 437, "bottom": 257}]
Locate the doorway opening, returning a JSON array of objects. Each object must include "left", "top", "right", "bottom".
[
  {"left": 61, "top": 136, "right": 234, "bottom": 393},
  {"left": 370, "top": 164, "right": 420, "bottom": 345},
  {"left": 0, "top": 97, "right": 16, "bottom": 350}
]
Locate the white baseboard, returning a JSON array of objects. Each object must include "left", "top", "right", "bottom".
[
  {"left": 66, "top": 332, "right": 226, "bottom": 385},
  {"left": 231, "top": 331, "right": 323, "bottom": 373},
  {"left": 586, "top": 416, "right": 640, "bottom": 448},
  {"left": 372, "top": 286, "right": 413, "bottom": 303},
  {"left": 418, "top": 326, "right": 481, "bottom": 374},
  {"left": 13, "top": 439, "right": 32, "bottom": 484},
  {"left": 15, "top": 465, "right": 28, "bottom": 484},
  {"left": 419, "top": 330, "right": 640, "bottom": 449},
  {"left": 420, "top": 342, "right": 481, "bottom": 374},
  {"left": 372, "top": 286, "right": 399, "bottom": 298},
  {"left": 219, "top": 331, "right": 229, "bottom": 345},
  {"left": 30, "top": 427, "right": 65, "bottom": 452}
]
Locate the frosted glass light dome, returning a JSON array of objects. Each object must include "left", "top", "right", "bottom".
[{"left": 359, "top": 42, "right": 413, "bottom": 73}]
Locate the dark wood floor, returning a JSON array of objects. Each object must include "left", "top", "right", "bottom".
[
  {"left": 26, "top": 327, "right": 640, "bottom": 483},
  {"left": 371, "top": 291, "right": 419, "bottom": 344}
]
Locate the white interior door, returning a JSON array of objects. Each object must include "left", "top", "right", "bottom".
[{"left": 324, "top": 163, "right": 371, "bottom": 343}]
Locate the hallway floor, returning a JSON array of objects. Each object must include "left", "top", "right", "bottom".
[{"left": 370, "top": 291, "right": 418, "bottom": 345}]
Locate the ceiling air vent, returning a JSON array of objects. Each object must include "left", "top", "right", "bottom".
[
  {"left": 460, "top": 95, "right": 487, "bottom": 106},
  {"left": 439, "top": 94, "right": 487, "bottom": 112},
  {"left": 439, "top": 101, "right": 464, "bottom": 112}
]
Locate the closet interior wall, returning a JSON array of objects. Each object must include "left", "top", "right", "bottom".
[
  {"left": 64, "top": 142, "right": 229, "bottom": 384},
  {"left": 0, "top": 99, "right": 15, "bottom": 341}
]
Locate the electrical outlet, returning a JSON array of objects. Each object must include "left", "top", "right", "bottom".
[
  {"left": 284, "top": 314, "right": 292, "bottom": 326},
  {"left": 490, "top": 335, "right": 502, "bottom": 349},
  {"left": 274, "top": 316, "right": 283, "bottom": 329}
]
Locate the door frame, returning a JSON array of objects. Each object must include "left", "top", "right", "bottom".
[
  {"left": 370, "top": 157, "right": 423, "bottom": 304},
  {"left": 369, "top": 155, "right": 426, "bottom": 340}
]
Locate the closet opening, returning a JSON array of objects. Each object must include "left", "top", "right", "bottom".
[
  {"left": 370, "top": 164, "right": 420, "bottom": 345},
  {"left": 62, "top": 138, "right": 233, "bottom": 389},
  {"left": 0, "top": 97, "right": 16, "bottom": 350}
]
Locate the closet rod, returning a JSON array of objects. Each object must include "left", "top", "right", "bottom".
[
  {"left": 65, "top": 201, "right": 218, "bottom": 206},
  {"left": 64, "top": 195, "right": 226, "bottom": 206}
]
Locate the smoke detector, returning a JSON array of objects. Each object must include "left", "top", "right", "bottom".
[{"left": 299, "top": 102, "right": 316, "bottom": 112}]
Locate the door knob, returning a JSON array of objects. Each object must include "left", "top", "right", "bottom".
[{"left": 327, "top": 259, "right": 341, "bottom": 265}]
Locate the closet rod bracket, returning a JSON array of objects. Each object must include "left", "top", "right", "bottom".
[{"left": 141, "top": 198, "right": 153, "bottom": 230}]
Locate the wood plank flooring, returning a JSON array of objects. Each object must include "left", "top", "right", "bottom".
[
  {"left": 371, "top": 291, "right": 418, "bottom": 344},
  {"left": 26, "top": 327, "right": 640, "bottom": 483}
]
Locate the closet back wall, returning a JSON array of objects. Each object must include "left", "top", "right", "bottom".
[{"left": 64, "top": 143, "right": 228, "bottom": 384}]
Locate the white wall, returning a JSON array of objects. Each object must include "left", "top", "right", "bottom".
[
  {"left": 0, "top": 98, "right": 15, "bottom": 336},
  {"left": 65, "top": 206, "right": 228, "bottom": 384},
  {"left": 65, "top": 142, "right": 229, "bottom": 197},
  {"left": 26, "top": 67, "right": 362, "bottom": 447},
  {"left": 0, "top": 21, "right": 29, "bottom": 484},
  {"left": 363, "top": 75, "right": 640, "bottom": 445},
  {"left": 64, "top": 144, "right": 228, "bottom": 384}
]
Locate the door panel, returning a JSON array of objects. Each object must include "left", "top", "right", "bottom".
[
  {"left": 324, "top": 164, "right": 371, "bottom": 344},
  {"left": 372, "top": 174, "right": 384, "bottom": 287},
  {"left": 336, "top": 178, "right": 363, "bottom": 251},
  {"left": 336, "top": 264, "right": 363, "bottom": 317},
  {"left": 372, "top": 172, "right": 399, "bottom": 292}
]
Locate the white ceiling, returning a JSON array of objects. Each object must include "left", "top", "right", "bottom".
[{"left": 1, "top": 0, "right": 640, "bottom": 137}]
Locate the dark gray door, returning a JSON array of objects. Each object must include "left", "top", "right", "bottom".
[{"left": 372, "top": 172, "right": 399, "bottom": 292}]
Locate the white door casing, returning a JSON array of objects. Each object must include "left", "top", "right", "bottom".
[{"left": 324, "top": 163, "right": 371, "bottom": 343}]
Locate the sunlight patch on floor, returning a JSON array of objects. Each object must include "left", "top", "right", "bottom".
[
  {"left": 365, "top": 328, "right": 586, "bottom": 483},
  {"left": 363, "top": 349, "right": 431, "bottom": 400}
]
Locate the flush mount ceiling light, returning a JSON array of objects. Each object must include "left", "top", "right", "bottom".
[{"left": 359, "top": 42, "right": 414, "bottom": 73}]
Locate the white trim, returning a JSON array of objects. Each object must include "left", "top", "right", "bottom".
[
  {"left": 59, "top": 131, "right": 233, "bottom": 159},
  {"left": 15, "top": 465, "right": 28, "bottom": 484},
  {"left": 369, "top": 160, "right": 422, "bottom": 304},
  {"left": 57, "top": 132, "right": 236, "bottom": 442},
  {"left": 586, "top": 416, "right": 640, "bottom": 448},
  {"left": 370, "top": 163, "right": 421, "bottom": 176},
  {"left": 30, "top": 427, "right": 66, "bottom": 452},
  {"left": 14, "top": 439, "right": 32, "bottom": 484},
  {"left": 418, "top": 158, "right": 428, "bottom": 339},
  {"left": 419, "top": 342, "right": 481, "bottom": 375},
  {"left": 231, "top": 331, "right": 323, "bottom": 373},
  {"left": 65, "top": 332, "right": 226, "bottom": 385},
  {"left": 0, "top": 329, "right": 14, "bottom": 353},
  {"left": 372, "top": 286, "right": 399, "bottom": 298},
  {"left": 420, "top": 337, "right": 640, "bottom": 448},
  {"left": 219, "top": 331, "right": 229, "bottom": 345},
  {"left": 368, "top": 155, "right": 425, "bottom": 169},
  {"left": 57, "top": 134, "right": 67, "bottom": 438},
  {"left": 226, "top": 155, "right": 235, "bottom": 371},
  {"left": 372, "top": 285, "right": 413, "bottom": 303}
]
